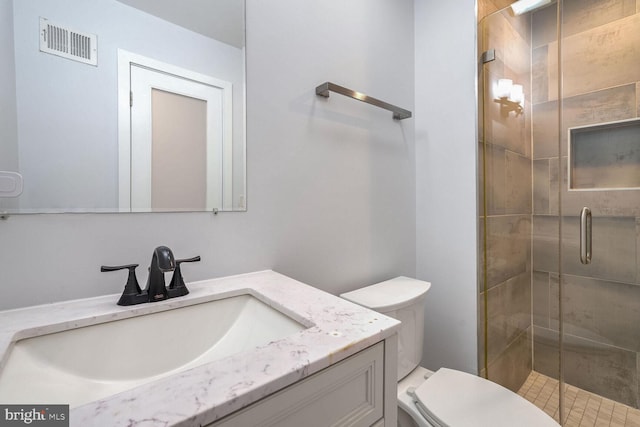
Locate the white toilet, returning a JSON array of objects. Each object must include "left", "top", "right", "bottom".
[{"left": 341, "top": 277, "right": 560, "bottom": 427}]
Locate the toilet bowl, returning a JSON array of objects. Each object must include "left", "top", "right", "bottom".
[{"left": 341, "top": 277, "right": 559, "bottom": 427}]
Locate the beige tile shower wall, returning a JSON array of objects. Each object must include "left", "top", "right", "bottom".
[
  {"left": 486, "top": 272, "right": 532, "bottom": 371},
  {"left": 534, "top": 216, "right": 637, "bottom": 284},
  {"left": 637, "top": 218, "right": 640, "bottom": 284},
  {"left": 482, "top": 12, "right": 532, "bottom": 80},
  {"left": 559, "top": 275, "right": 640, "bottom": 353},
  {"left": 532, "top": 42, "right": 558, "bottom": 104},
  {"left": 532, "top": 271, "right": 559, "bottom": 330},
  {"left": 562, "top": 13, "right": 640, "bottom": 99},
  {"left": 559, "top": 156, "right": 640, "bottom": 217},
  {"left": 532, "top": 158, "right": 559, "bottom": 215},
  {"left": 533, "top": 82, "right": 636, "bottom": 160},
  {"left": 488, "top": 327, "right": 532, "bottom": 392},
  {"left": 486, "top": 215, "right": 531, "bottom": 288},
  {"left": 483, "top": 144, "right": 533, "bottom": 216},
  {"left": 562, "top": 0, "right": 636, "bottom": 37},
  {"left": 534, "top": 325, "right": 638, "bottom": 407},
  {"left": 531, "top": 0, "right": 640, "bottom": 409},
  {"left": 479, "top": 5, "right": 533, "bottom": 392}
]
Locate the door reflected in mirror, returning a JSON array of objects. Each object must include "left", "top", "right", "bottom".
[{"left": 0, "top": 0, "right": 246, "bottom": 213}]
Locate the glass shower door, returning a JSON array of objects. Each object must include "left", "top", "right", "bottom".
[
  {"left": 557, "top": 0, "right": 640, "bottom": 424},
  {"left": 480, "top": 1, "right": 640, "bottom": 425},
  {"left": 479, "top": 4, "right": 562, "bottom": 422}
]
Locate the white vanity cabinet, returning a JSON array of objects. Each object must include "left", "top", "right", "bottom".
[
  {"left": 0, "top": 271, "right": 400, "bottom": 426},
  {"left": 208, "top": 341, "right": 388, "bottom": 427}
]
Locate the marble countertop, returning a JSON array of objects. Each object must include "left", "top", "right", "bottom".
[{"left": 0, "top": 270, "right": 400, "bottom": 426}]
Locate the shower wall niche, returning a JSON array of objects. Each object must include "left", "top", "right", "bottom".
[{"left": 569, "top": 118, "right": 640, "bottom": 190}]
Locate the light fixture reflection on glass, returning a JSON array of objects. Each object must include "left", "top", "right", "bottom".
[
  {"left": 510, "top": 84, "right": 524, "bottom": 105},
  {"left": 494, "top": 78, "right": 524, "bottom": 115},
  {"left": 496, "top": 79, "right": 513, "bottom": 99}
]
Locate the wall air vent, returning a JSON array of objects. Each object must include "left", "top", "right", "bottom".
[{"left": 39, "top": 17, "right": 97, "bottom": 66}]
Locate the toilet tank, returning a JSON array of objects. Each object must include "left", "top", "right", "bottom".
[{"left": 340, "top": 277, "right": 431, "bottom": 380}]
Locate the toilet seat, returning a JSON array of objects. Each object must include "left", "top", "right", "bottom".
[{"left": 398, "top": 367, "right": 560, "bottom": 427}]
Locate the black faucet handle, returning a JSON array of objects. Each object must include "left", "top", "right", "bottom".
[
  {"left": 101, "top": 263, "right": 138, "bottom": 272},
  {"left": 176, "top": 256, "right": 201, "bottom": 265},
  {"left": 101, "top": 264, "right": 147, "bottom": 306},
  {"left": 101, "top": 263, "right": 142, "bottom": 293},
  {"left": 168, "top": 256, "right": 201, "bottom": 298}
]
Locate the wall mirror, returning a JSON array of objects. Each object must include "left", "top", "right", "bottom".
[{"left": 0, "top": 0, "right": 246, "bottom": 213}]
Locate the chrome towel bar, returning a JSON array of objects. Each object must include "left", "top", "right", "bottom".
[{"left": 315, "top": 82, "right": 412, "bottom": 120}]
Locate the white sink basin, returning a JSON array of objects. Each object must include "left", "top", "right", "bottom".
[{"left": 0, "top": 294, "right": 305, "bottom": 407}]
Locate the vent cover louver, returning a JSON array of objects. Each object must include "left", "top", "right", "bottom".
[{"left": 39, "top": 17, "right": 97, "bottom": 66}]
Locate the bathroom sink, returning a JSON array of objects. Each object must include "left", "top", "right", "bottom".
[{"left": 0, "top": 294, "right": 305, "bottom": 407}]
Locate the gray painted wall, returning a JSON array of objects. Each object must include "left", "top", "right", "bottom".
[
  {"left": 0, "top": 0, "right": 19, "bottom": 211},
  {"left": 0, "top": 0, "right": 416, "bottom": 310},
  {"left": 0, "top": 0, "right": 18, "bottom": 172},
  {"left": 415, "top": 0, "right": 479, "bottom": 374}
]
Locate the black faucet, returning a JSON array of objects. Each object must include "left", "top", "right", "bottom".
[
  {"left": 101, "top": 246, "right": 200, "bottom": 306},
  {"left": 146, "top": 246, "right": 176, "bottom": 302}
]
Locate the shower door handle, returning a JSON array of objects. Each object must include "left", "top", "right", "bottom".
[{"left": 580, "top": 207, "right": 592, "bottom": 265}]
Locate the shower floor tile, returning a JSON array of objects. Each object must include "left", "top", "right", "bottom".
[{"left": 518, "top": 371, "right": 640, "bottom": 427}]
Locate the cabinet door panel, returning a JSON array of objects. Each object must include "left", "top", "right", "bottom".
[{"left": 210, "top": 342, "right": 384, "bottom": 427}]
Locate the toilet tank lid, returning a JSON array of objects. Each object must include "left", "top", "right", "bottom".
[{"left": 340, "top": 277, "right": 431, "bottom": 312}]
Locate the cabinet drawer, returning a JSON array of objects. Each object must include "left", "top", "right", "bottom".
[{"left": 209, "top": 342, "right": 384, "bottom": 427}]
